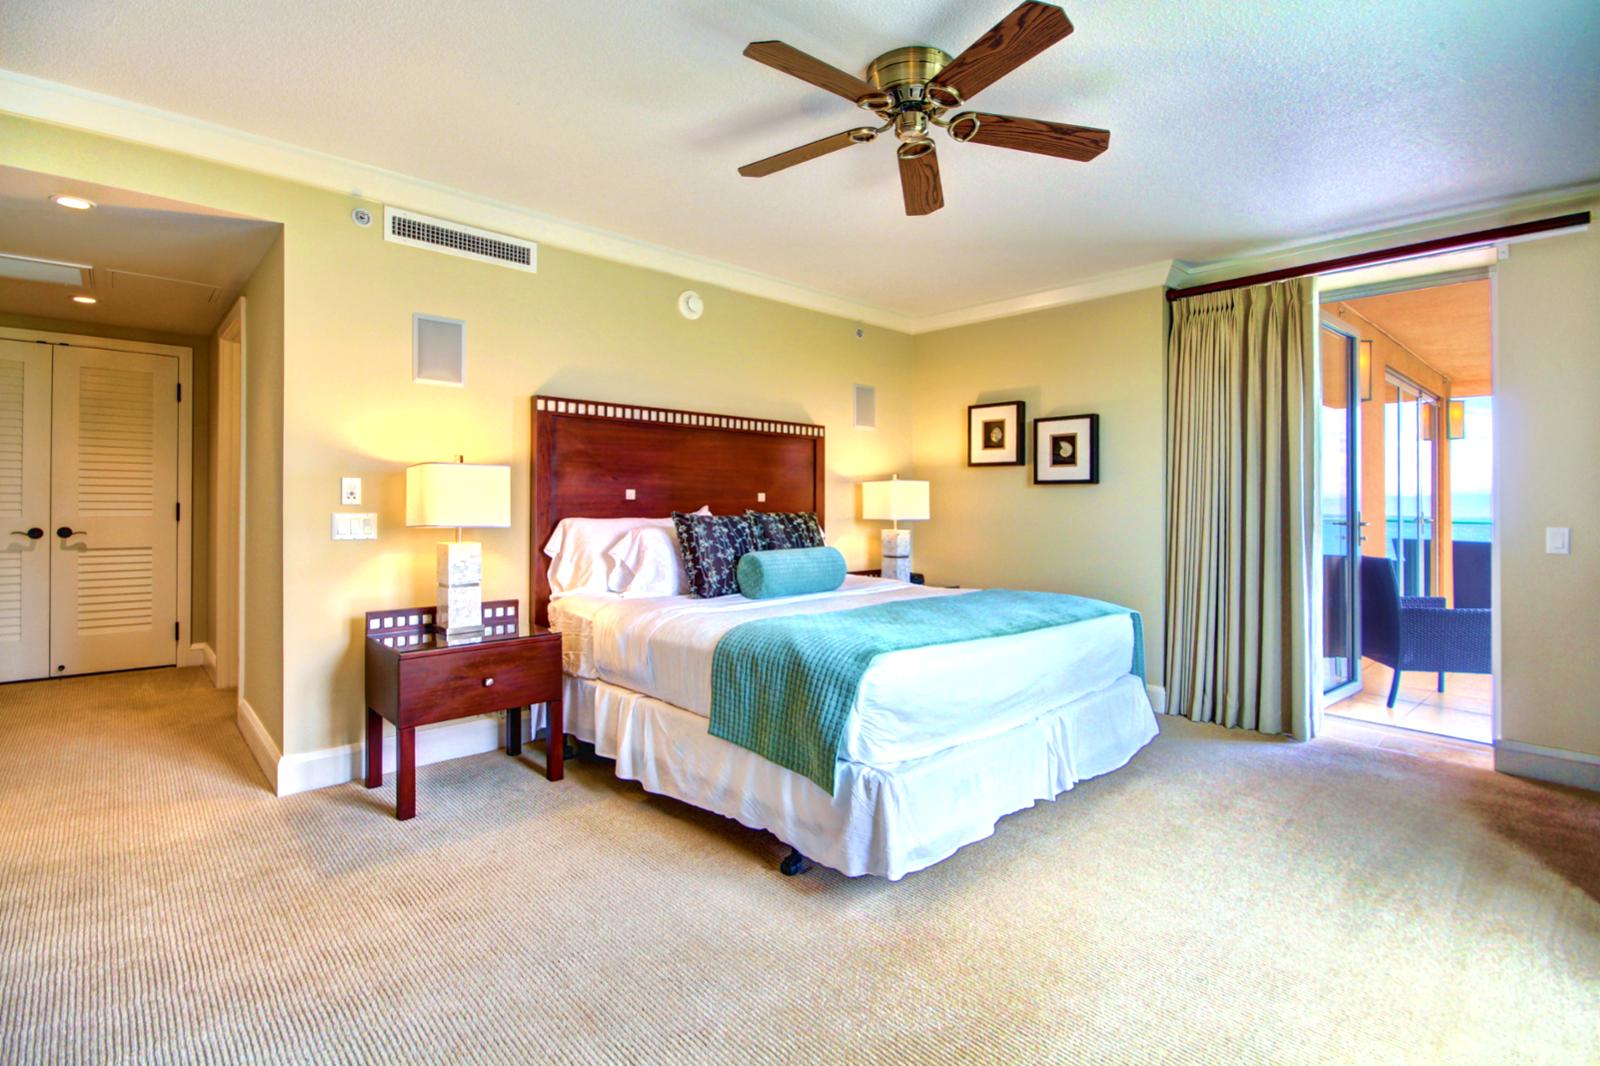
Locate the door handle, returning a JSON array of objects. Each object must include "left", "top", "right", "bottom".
[
  {"left": 9, "top": 527, "right": 45, "bottom": 540},
  {"left": 56, "top": 527, "right": 87, "bottom": 539}
]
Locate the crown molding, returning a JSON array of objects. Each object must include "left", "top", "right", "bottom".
[
  {"left": 911, "top": 260, "right": 1175, "bottom": 334},
  {"left": 6, "top": 69, "right": 1596, "bottom": 337},
  {"left": 0, "top": 69, "right": 921, "bottom": 333},
  {"left": 1170, "top": 181, "right": 1600, "bottom": 292}
]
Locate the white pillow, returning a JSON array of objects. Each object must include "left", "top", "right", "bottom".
[
  {"left": 543, "top": 508, "right": 707, "bottom": 596},
  {"left": 607, "top": 525, "right": 690, "bottom": 598}
]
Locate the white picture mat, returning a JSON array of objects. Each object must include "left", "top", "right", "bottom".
[
  {"left": 969, "top": 404, "right": 1021, "bottom": 464},
  {"left": 1035, "top": 417, "right": 1095, "bottom": 482}
]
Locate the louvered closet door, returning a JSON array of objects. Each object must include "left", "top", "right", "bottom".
[
  {"left": 0, "top": 339, "right": 52, "bottom": 683},
  {"left": 50, "top": 346, "right": 179, "bottom": 676}
]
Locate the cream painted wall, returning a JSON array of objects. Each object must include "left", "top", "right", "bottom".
[
  {"left": 239, "top": 234, "right": 285, "bottom": 746},
  {"left": 1495, "top": 210, "right": 1600, "bottom": 760},
  {"left": 12, "top": 111, "right": 1590, "bottom": 772},
  {"left": 909, "top": 288, "right": 1168, "bottom": 677},
  {"left": 1, "top": 116, "right": 915, "bottom": 757}
]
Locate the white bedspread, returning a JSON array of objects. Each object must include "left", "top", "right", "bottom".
[{"left": 549, "top": 576, "right": 1137, "bottom": 769}]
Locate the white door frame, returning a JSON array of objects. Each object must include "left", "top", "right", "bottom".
[
  {"left": 212, "top": 299, "right": 245, "bottom": 691},
  {"left": 0, "top": 325, "right": 197, "bottom": 670}
]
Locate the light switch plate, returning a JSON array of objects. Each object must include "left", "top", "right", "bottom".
[
  {"left": 624, "top": 489, "right": 636, "bottom": 500},
  {"left": 1546, "top": 527, "right": 1571, "bottom": 554},
  {"left": 332, "top": 513, "right": 377, "bottom": 541},
  {"left": 757, "top": 492, "right": 767, "bottom": 503},
  {"left": 340, "top": 477, "right": 362, "bottom": 505}
]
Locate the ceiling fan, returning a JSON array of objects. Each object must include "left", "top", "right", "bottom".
[{"left": 737, "top": 1, "right": 1109, "bottom": 216}]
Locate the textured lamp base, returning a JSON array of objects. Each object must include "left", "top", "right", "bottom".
[
  {"left": 881, "top": 528, "right": 913, "bottom": 583},
  {"left": 435, "top": 541, "right": 483, "bottom": 637}
]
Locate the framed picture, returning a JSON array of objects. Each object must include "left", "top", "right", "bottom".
[
  {"left": 1033, "top": 414, "right": 1099, "bottom": 484},
  {"left": 967, "top": 401, "right": 1025, "bottom": 466}
]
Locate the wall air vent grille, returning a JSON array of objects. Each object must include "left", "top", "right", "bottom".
[{"left": 382, "top": 208, "right": 537, "bottom": 272}]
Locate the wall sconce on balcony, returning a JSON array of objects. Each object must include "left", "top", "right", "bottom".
[
  {"left": 1446, "top": 399, "right": 1466, "bottom": 440},
  {"left": 1358, "top": 340, "right": 1373, "bottom": 402}
]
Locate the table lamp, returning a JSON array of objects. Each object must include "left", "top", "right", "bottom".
[
  {"left": 862, "top": 474, "right": 930, "bottom": 582},
  {"left": 405, "top": 458, "right": 511, "bottom": 639}
]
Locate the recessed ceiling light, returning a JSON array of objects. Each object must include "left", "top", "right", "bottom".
[
  {"left": 51, "top": 195, "right": 96, "bottom": 210},
  {"left": 72, "top": 295, "right": 97, "bottom": 304}
]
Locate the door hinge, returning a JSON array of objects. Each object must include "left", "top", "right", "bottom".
[
  {"left": 177, "top": 383, "right": 182, "bottom": 402},
  {"left": 176, "top": 501, "right": 181, "bottom": 521},
  {"left": 174, "top": 622, "right": 180, "bottom": 641}
]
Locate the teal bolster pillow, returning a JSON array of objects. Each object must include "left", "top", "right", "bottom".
[{"left": 736, "top": 547, "right": 847, "bottom": 600}]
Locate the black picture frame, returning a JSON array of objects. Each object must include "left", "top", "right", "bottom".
[
  {"left": 1032, "top": 413, "right": 1099, "bottom": 484},
  {"left": 966, "top": 401, "right": 1026, "bottom": 466}
]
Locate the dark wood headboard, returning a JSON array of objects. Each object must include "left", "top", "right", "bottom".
[{"left": 530, "top": 396, "right": 826, "bottom": 626}]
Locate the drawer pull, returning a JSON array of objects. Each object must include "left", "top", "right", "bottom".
[{"left": 482, "top": 677, "right": 495, "bottom": 687}]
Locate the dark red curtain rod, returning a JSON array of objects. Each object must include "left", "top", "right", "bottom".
[{"left": 1165, "top": 211, "right": 1591, "bottom": 302}]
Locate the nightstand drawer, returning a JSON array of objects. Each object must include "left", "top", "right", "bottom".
[{"left": 399, "top": 638, "right": 561, "bottom": 726}]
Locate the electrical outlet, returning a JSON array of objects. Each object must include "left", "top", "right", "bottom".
[
  {"left": 332, "top": 513, "right": 377, "bottom": 541},
  {"left": 341, "top": 477, "right": 362, "bottom": 505}
]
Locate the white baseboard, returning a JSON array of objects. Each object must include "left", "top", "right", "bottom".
[
  {"left": 177, "top": 641, "right": 208, "bottom": 669},
  {"left": 1145, "top": 683, "right": 1168, "bottom": 715},
  {"left": 1495, "top": 739, "right": 1600, "bottom": 792},
  {"left": 274, "top": 707, "right": 548, "bottom": 798},
  {"left": 236, "top": 696, "right": 281, "bottom": 793},
  {"left": 195, "top": 642, "right": 217, "bottom": 684}
]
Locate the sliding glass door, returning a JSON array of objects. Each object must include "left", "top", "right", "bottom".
[
  {"left": 1384, "top": 374, "right": 1438, "bottom": 596},
  {"left": 1319, "top": 324, "right": 1362, "bottom": 699}
]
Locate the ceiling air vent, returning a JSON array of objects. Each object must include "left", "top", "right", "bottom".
[{"left": 382, "top": 207, "right": 537, "bottom": 273}]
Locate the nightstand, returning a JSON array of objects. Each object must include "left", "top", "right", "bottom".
[{"left": 363, "top": 600, "right": 563, "bottom": 820}]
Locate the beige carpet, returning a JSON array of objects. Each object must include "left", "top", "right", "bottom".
[{"left": 1, "top": 668, "right": 1596, "bottom": 1064}]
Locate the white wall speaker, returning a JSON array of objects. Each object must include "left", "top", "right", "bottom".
[
  {"left": 413, "top": 313, "right": 465, "bottom": 386},
  {"left": 854, "top": 384, "right": 877, "bottom": 429}
]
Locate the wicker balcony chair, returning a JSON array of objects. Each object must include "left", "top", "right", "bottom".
[{"left": 1359, "top": 557, "right": 1492, "bottom": 708}]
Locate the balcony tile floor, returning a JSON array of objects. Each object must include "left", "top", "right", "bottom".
[{"left": 1326, "top": 658, "right": 1492, "bottom": 745}]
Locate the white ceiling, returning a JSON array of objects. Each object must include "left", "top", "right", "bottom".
[
  {"left": 3, "top": 1, "right": 1597, "bottom": 319},
  {"left": 0, "top": 166, "right": 280, "bottom": 334}
]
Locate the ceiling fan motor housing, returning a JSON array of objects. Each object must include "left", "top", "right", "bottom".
[{"left": 865, "top": 46, "right": 954, "bottom": 112}]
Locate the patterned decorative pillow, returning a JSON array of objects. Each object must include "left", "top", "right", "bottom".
[
  {"left": 744, "top": 510, "right": 824, "bottom": 551},
  {"left": 672, "top": 512, "right": 757, "bottom": 598}
]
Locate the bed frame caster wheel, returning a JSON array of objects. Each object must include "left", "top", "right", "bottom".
[{"left": 779, "top": 848, "right": 813, "bottom": 876}]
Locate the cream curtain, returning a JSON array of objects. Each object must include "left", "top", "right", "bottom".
[{"left": 1164, "top": 277, "right": 1320, "bottom": 739}]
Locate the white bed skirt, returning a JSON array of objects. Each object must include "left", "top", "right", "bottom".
[{"left": 563, "top": 673, "right": 1159, "bottom": 881}]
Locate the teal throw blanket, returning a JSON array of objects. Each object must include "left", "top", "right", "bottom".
[{"left": 709, "top": 590, "right": 1144, "bottom": 794}]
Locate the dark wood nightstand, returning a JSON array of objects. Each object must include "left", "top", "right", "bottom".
[{"left": 363, "top": 600, "right": 563, "bottom": 820}]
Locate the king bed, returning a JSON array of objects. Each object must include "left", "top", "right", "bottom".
[{"left": 531, "top": 395, "right": 1157, "bottom": 880}]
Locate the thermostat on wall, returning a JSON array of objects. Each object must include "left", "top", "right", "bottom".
[{"left": 678, "top": 290, "right": 704, "bottom": 320}]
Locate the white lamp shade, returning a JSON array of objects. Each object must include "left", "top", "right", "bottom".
[
  {"left": 862, "top": 478, "right": 930, "bottom": 522},
  {"left": 405, "top": 462, "right": 511, "bottom": 528}
]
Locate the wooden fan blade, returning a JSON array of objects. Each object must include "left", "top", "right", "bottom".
[
  {"left": 898, "top": 144, "right": 944, "bottom": 216},
  {"left": 738, "top": 129, "right": 874, "bottom": 178},
  {"left": 929, "top": 2, "right": 1073, "bottom": 105},
  {"left": 952, "top": 112, "right": 1109, "bottom": 161},
  {"left": 743, "top": 41, "right": 882, "bottom": 104}
]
